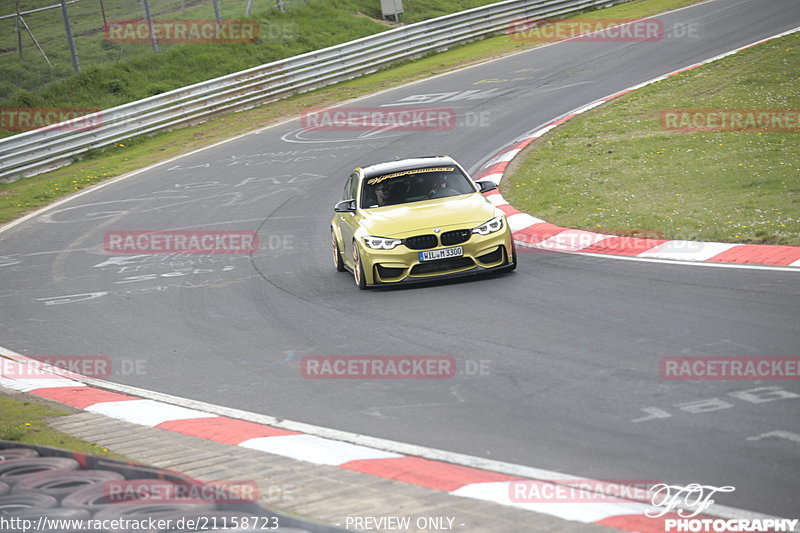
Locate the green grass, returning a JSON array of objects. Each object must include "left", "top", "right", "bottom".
[
  {"left": 0, "top": 0, "right": 702, "bottom": 224},
  {"left": 0, "top": 0, "right": 702, "bottom": 134},
  {"left": 503, "top": 32, "right": 800, "bottom": 246},
  {"left": 0, "top": 392, "right": 124, "bottom": 458},
  {"left": 0, "top": 0, "right": 509, "bottom": 125}
]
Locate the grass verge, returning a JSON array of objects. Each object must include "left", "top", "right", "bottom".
[
  {"left": 503, "top": 32, "right": 800, "bottom": 246},
  {"left": 0, "top": 390, "right": 124, "bottom": 458},
  {"left": 0, "top": 0, "right": 503, "bottom": 116},
  {"left": 0, "top": 0, "right": 702, "bottom": 225}
]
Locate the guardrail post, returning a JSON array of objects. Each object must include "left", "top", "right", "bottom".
[
  {"left": 213, "top": 0, "right": 222, "bottom": 22},
  {"left": 59, "top": 0, "right": 80, "bottom": 73},
  {"left": 98, "top": 0, "right": 107, "bottom": 28},
  {"left": 15, "top": 1, "right": 22, "bottom": 58},
  {"left": 142, "top": 0, "right": 159, "bottom": 54},
  {"left": 0, "top": 0, "right": 637, "bottom": 183}
]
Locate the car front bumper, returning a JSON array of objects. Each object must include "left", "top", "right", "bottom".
[{"left": 359, "top": 229, "right": 514, "bottom": 286}]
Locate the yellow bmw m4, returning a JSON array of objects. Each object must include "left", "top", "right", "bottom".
[{"left": 331, "top": 155, "right": 516, "bottom": 289}]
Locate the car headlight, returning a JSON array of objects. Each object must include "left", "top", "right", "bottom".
[
  {"left": 472, "top": 216, "right": 504, "bottom": 236},
  {"left": 363, "top": 236, "right": 403, "bottom": 250}
]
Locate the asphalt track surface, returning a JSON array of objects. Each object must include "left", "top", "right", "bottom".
[{"left": 2, "top": 0, "right": 799, "bottom": 518}]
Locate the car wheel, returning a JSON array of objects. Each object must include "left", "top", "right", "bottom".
[
  {"left": 352, "top": 242, "right": 367, "bottom": 290},
  {"left": 331, "top": 229, "right": 346, "bottom": 272}
]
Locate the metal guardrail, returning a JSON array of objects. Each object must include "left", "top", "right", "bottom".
[{"left": 0, "top": 0, "right": 628, "bottom": 182}]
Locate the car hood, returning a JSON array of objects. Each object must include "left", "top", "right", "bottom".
[{"left": 358, "top": 193, "right": 498, "bottom": 238}]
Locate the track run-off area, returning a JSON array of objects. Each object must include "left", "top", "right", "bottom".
[{"left": 1, "top": 0, "right": 799, "bottom": 521}]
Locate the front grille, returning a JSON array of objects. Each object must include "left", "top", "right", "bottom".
[
  {"left": 477, "top": 247, "right": 504, "bottom": 264},
  {"left": 411, "top": 257, "right": 474, "bottom": 275},
  {"left": 404, "top": 234, "right": 438, "bottom": 250},
  {"left": 376, "top": 265, "right": 405, "bottom": 279},
  {"left": 441, "top": 229, "right": 471, "bottom": 246}
]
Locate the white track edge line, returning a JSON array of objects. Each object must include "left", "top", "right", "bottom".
[
  {"left": 0, "top": 0, "right": 718, "bottom": 238},
  {"left": 495, "top": 25, "right": 800, "bottom": 272},
  {"left": 0, "top": 346, "right": 791, "bottom": 523},
  {"left": 1, "top": 2, "right": 796, "bottom": 524}
]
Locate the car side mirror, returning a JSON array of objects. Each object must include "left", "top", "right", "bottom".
[
  {"left": 477, "top": 181, "right": 497, "bottom": 193},
  {"left": 334, "top": 199, "right": 356, "bottom": 213}
]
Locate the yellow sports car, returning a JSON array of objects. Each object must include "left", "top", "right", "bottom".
[{"left": 331, "top": 155, "right": 516, "bottom": 289}]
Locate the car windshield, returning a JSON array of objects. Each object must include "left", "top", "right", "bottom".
[{"left": 361, "top": 166, "right": 476, "bottom": 209}]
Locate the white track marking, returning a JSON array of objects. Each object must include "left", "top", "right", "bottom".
[
  {"left": 452, "top": 481, "right": 653, "bottom": 523},
  {"left": 506, "top": 213, "right": 545, "bottom": 232},
  {"left": 240, "top": 434, "right": 402, "bottom": 466},
  {"left": 1, "top": 3, "right": 797, "bottom": 527},
  {"left": 86, "top": 399, "right": 216, "bottom": 426},
  {"left": 0, "top": 346, "right": 792, "bottom": 523},
  {"left": 747, "top": 431, "right": 800, "bottom": 444},
  {"left": 637, "top": 241, "right": 738, "bottom": 261},
  {"left": 535, "top": 230, "right": 611, "bottom": 252},
  {"left": 489, "top": 22, "right": 800, "bottom": 273},
  {"left": 486, "top": 194, "right": 509, "bottom": 206},
  {"left": 565, "top": 249, "right": 800, "bottom": 272},
  {"left": 0, "top": 376, "right": 81, "bottom": 392},
  {"left": 0, "top": 0, "right": 717, "bottom": 238}
]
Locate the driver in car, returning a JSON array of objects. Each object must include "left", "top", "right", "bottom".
[
  {"left": 427, "top": 175, "right": 447, "bottom": 198},
  {"left": 375, "top": 181, "right": 393, "bottom": 206}
]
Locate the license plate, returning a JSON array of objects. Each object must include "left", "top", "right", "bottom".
[{"left": 418, "top": 246, "right": 463, "bottom": 261}]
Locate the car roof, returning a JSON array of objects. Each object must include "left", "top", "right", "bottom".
[{"left": 359, "top": 156, "right": 457, "bottom": 179}]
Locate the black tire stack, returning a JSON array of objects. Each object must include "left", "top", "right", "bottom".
[{"left": 0, "top": 441, "right": 348, "bottom": 533}]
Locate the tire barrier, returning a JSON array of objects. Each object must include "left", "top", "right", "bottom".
[
  {"left": 13, "top": 471, "right": 126, "bottom": 499},
  {"left": 0, "top": 492, "right": 60, "bottom": 513},
  {"left": 92, "top": 502, "right": 217, "bottom": 521},
  {"left": 0, "top": 449, "right": 39, "bottom": 462},
  {"left": 0, "top": 458, "right": 79, "bottom": 484},
  {"left": 61, "top": 481, "right": 179, "bottom": 511},
  {"left": 0, "top": 440, "right": 347, "bottom": 532},
  {"left": 10, "top": 507, "right": 93, "bottom": 520}
]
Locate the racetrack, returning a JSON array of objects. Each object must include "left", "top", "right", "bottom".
[{"left": 1, "top": 0, "right": 799, "bottom": 518}]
